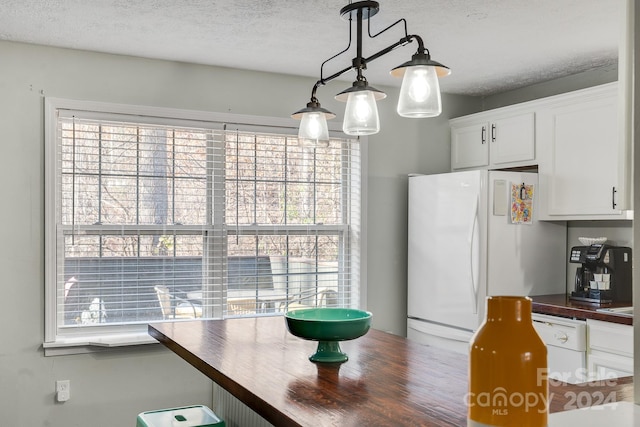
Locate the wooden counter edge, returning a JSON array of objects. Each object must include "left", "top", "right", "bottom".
[
  {"left": 149, "top": 321, "right": 633, "bottom": 424},
  {"left": 531, "top": 294, "right": 633, "bottom": 326},
  {"left": 148, "top": 325, "right": 302, "bottom": 427}
]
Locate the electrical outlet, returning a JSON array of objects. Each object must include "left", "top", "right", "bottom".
[{"left": 56, "top": 380, "right": 70, "bottom": 402}]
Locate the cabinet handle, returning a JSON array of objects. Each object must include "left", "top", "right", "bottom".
[
  {"left": 491, "top": 124, "right": 496, "bottom": 142},
  {"left": 481, "top": 126, "right": 486, "bottom": 144},
  {"left": 555, "top": 332, "right": 569, "bottom": 344},
  {"left": 612, "top": 187, "right": 617, "bottom": 209}
]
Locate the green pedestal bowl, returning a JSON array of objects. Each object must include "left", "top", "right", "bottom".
[{"left": 285, "top": 307, "right": 373, "bottom": 363}]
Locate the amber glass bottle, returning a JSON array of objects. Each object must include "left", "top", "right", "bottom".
[{"left": 468, "top": 296, "right": 548, "bottom": 427}]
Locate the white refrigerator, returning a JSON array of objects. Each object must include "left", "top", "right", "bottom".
[{"left": 407, "top": 170, "right": 567, "bottom": 353}]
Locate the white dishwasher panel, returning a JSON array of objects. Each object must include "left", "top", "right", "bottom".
[{"left": 532, "top": 313, "right": 587, "bottom": 384}]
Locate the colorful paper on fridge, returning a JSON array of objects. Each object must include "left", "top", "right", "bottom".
[{"left": 511, "top": 183, "right": 534, "bottom": 224}]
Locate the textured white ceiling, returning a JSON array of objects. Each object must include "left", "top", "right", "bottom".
[{"left": 0, "top": 0, "right": 621, "bottom": 96}]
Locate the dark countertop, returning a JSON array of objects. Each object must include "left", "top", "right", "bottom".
[
  {"left": 531, "top": 294, "right": 632, "bottom": 326},
  {"left": 149, "top": 317, "right": 633, "bottom": 426}
]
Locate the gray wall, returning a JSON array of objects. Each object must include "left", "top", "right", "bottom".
[
  {"left": 0, "top": 40, "right": 479, "bottom": 426},
  {"left": 481, "top": 64, "right": 619, "bottom": 110}
]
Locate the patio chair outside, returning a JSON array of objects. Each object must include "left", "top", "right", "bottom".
[
  {"left": 154, "top": 285, "right": 203, "bottom": 319},
  {"left": 227, "top": 298, "right": 264, "bottom": 315},
  {"left": 280, "top": 288, "right": 338, "bottom": 312}
]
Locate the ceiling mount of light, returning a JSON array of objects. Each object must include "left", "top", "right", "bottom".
[{"left": 291, "top": 0, "right": 450, "bottom": 141}]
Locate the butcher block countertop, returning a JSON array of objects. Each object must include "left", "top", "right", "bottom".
[
  {"left": 531, "top": 294, "right": 633, "bottom": 325},
  {"left": 149, "top": 317, "right": 632, "bottom": 427}
]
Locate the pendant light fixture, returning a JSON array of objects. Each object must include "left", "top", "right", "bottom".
[
  {"left": 292, "top": 1, "right": 450, "bottom": 139},
  {"left": 291, "top": 97, "right": 336, "bottom": 146},
  {"left": 336, "top": 77, "right": 386, "bottom": 136}
]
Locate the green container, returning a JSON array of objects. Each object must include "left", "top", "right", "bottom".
[{"left": 136, "top": 405, "right": 224, "bottom": 427}]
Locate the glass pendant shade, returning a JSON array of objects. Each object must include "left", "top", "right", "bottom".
[
  {"left": 292, "top": 101, "right": 335, "bottom": 147},
  {"left": 397, "top": 65, "right": 442, "bottom": 118},
  {"left": 298, "top": 111, "right": 330, "bottom": 143},
  {"left": 342, "top": 90, "right": 380, "bottom": 136}
]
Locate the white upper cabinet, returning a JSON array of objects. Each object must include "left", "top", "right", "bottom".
[
  {"left": 450, "top": 106, "right": 536, "bottom": 171},
  {"left": 450, "top": 121, "right": 489, "bottom": 170},
  {"left": 489, "top": 113, "right": 535, "bottom": 166},
  {"left": 450, "top": 82, "right": 632, "bottom": 221},
  {"left": 537, "top": 83, "right": 632, "bottom": 220}
]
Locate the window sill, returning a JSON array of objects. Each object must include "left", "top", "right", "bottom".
[{"left": 43, "top": 333, "right": 159, "bottom": 356}]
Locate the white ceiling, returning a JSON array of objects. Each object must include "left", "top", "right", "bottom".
[{"left": 0, "top": 0, "right": 622, "bottom": 96}]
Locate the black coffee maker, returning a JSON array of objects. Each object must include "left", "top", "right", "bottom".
[{"left": 569, "top": 244, "right": 632, "bottom": 304}]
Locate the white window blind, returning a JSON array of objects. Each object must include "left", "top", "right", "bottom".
[{"left": 44, "top": 99, "right": 361, "bottom": 349}]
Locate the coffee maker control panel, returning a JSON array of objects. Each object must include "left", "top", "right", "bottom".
[
  {"left": 570, "top": 244, "right": 610, "bottom": 263},
  {"left": 569, "top": 248, "right": 583, "bottom": 263}
]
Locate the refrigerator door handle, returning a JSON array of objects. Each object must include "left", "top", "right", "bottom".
[{"left": 469, "top": 198, "right": 479, "bottom": 314}]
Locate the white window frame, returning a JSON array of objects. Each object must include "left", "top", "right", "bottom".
[{"left": 43, "top": 98, "right": 366, "bottom": 355}]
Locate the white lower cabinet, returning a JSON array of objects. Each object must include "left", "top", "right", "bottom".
[
  {"left": 586, "top": 319, "right": 633, "bottom": 381},
  {"left": 587, "top": 351, "right": 633, "bottom": 380}
]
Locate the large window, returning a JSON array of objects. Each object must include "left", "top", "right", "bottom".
[{"left": 44, "top": 99, "right": 362, "bottom": 351}]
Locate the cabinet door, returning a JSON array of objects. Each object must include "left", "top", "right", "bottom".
[
  {"left": 451, "top": 122, "right": 488, "bottom": 170},
  {"left": 588, "top": 351, "right": 633, "bottom": 381},
  {"left": 490, "top": 112, "right": 535, "bottom": 167},
  {"left": 586, "top": 319, "right": 633, "bottom": 381},
  {"left": 538, "top": 85, "right": 626, "bottom": 218},
  {"left": 588, "top": 319, "right": 633, "bottom": 357}
]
